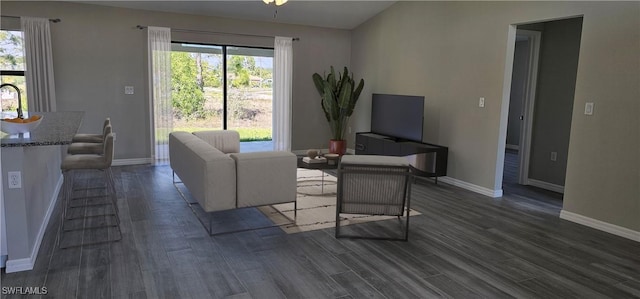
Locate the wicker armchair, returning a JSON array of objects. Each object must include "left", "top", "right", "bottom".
[{"left": 336, "top": 155, "right": 413, "bottom": 241}]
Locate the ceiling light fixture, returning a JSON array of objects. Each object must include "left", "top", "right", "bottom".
[{"left": 263, "top": 0, "right": 288, "bottom": 6}]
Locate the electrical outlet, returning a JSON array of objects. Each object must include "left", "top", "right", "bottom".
[
  {"left": 124, "top": 86, "right": 134, "bottom": 95},
  {"left": 8, "top": 171, "right": 21, "bottom": 189},
  {"left": 550, "top": 152, "right": 557, "bottom": 162},
  {"left": 479, "top": 97, "right": 485, "bottom": 108}
]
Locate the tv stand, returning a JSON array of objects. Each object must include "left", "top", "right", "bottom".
[{"left": 355, "top": 132, "right": 448, "bottom": 179}]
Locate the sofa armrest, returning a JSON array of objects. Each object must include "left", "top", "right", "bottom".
[
  {"left": 170, "top": 132, "right": 237, "bottom": 212},
  {"left": 230, "top": 151, "right": 297, "bottom": 207}
]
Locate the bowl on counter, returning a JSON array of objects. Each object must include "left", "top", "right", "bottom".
[{"left": 1, "top": 116, "right": 43, "bottom": 134}]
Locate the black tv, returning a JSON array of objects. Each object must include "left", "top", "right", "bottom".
[{"left": 371, "top": 93, "right": 424, "bottom": 142}]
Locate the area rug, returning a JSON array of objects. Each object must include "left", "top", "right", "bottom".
[{"left": 258, "top": 168, "right": 420, "bottom": 234}]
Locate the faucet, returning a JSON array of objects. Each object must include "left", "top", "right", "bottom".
[{"left": 0, "top": 83, "right": 23, "bottom": 119}]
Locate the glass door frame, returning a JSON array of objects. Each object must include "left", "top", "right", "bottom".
[{"left": 171, "top": 40, "right": 274, "bottom": 134}]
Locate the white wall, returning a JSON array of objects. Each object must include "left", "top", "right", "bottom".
[
  {"left": 351, "top": 1, "right": 640, "bottom": 232},
  {"left": 3, "top": 1, "right": 352, "bottom": 158}
]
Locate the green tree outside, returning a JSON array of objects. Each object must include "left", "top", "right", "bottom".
[
  {"left": 171, "top": 52, "right": 206, "bottom": 119},
  {"left": 169, "top": 49, "right": 273, "bottom": 141}
]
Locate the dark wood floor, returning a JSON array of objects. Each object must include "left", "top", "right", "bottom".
[
  {"left": 2, "top": 154, "right": 640, "bottom": 298},
  {"left": 502, "top": 149, "right": 564, "bottom": 207}
]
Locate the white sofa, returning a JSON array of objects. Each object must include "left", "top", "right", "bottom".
[{"left": 169, "top": 130, "right": 297, "bottom": 214}]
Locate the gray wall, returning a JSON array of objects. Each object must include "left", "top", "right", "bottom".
[
  {"left": 506, "top": 39, "right": 529, "bottom": 147},
  {"left": 351, "top": 2, "right": 639, "bottom": 232},
  {"left": 528, "top": 18, "right": 583, "bottom": 187},
  {"left": 3, "top": 1, "right": 352, "bottom": 158}
]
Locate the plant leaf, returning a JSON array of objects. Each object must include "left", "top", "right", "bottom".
[
  {"left": 312, "top": 65, "right": 364, "bottom": 140},
  {"left": 338, "top": 79, "right": 352, "bottom": 110},
  {"left": 312, "top": 73, "right": 325, "bottom": 95}
]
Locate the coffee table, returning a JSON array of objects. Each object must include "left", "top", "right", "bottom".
[{"left": 297, "top": 156, "right": 339, "bottom": 194}]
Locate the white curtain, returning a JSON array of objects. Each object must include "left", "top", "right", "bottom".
[
  {"left": 21, "top": 17, "right": 56, "bottom": 112},
  {"left": 273, "top": 36, "right": 293, "bottom": 151},
  {"left": 147, "top": 26, "right": 172, "bottom": 163}
]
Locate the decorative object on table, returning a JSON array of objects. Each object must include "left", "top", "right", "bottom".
[
  {"left": 1, "top": 115, "right": 42, "bottom": 134},
  {"left": 302, "top": 156, "right": 327, "bottom": 164},
  {"left": 306, "top": 149, "right": 319, "bottom": 159},
  {"left": 312, "top": 66, "right": 364, "bottom": 155},
  {"left": 324, "top": 153, "right": 339, "bottom": 166}
]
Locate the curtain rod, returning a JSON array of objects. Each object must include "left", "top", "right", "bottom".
[
  {"left": 1, "top": 15, "right": 61, "bottom": 23},
  {"left": 136, "top": 25, "right": 299, "bottom": 41}
]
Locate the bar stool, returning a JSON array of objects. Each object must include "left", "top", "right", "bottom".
[
  {"left": 72, "top": 117, "right": 110, "bottom": 143},
  {"left": 57, "top": 133, "right": 121, "bottom": 248},
  {"left": 67, "top": 124, "right": 112, "bottom": 155}
]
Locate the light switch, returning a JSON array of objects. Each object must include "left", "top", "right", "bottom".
[
  {"left": 479, "top": 97, "right": 485, "bottom": 108},
  {"left": 124, "top": 86, "right": 134, "bottom": 95},
  {"left": 584, "top": 102, "right": 594, "bottom": 115}
]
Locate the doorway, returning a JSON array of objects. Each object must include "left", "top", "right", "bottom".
[
  {"left": 506, "top": 29, "right": 541, "bottom": 186},
  {"left": 501, "top": 17, "right": 583, "bottom": 198}
]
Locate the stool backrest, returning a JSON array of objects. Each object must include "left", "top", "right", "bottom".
[
  {"left": 102, "top": 124, "right": 112, "bottom": 141},
  {"left": 103, "top": 118, "right": 111, "bottom": 130},
  {"left": 103, "top": 133, "right": 114, "bottom": 167}
]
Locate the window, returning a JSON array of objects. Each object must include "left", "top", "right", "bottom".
[
  {"left": 170, "top": 42, "right": 274, "bottom": 142},
  {"left": 0, "top": 30, "right": 26, "bottom": 116}
]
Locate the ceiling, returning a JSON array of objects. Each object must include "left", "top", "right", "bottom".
[{"left": 78, "top": 1, "right": 397, "bottom": 30}]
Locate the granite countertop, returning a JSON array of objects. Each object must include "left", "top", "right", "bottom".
[{"left": 1, "top": 111, "right": 85, "bottom": 147}]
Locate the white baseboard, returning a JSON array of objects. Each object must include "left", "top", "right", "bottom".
[
  {"left": 6, "top": 175, "right": 62, "bottom": 273},
  {"left": 5, "top": 257, "right": 33, "bottom": 273},
  {"left": 560, "top": 210, "right": 640, "bottom": 242},
  {"left": 506, "top": 144, "right": 520, "bottom": 150},
  {"left": 438, "top": 176, "right": 503, "bottom": 198},
  {"left": 113, "top": 158, "right": 152, "bottom": 166},
  {"left": 528, "top": 179, "right": 564, "bottom": 194}
]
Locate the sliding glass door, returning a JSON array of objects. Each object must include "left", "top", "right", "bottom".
[
  {"left": 171, "top": 43, "right": 224, "bottom": 132},
  {"left": 226, "top": 46, "right": 273, "bottom": 142},
  {"left": 170, "top": 43, "right": 273, "bottom": 142}
]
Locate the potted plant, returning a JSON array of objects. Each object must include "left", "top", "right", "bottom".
[{"left": 312, "top": 66, "right": 364, "bottom": 155}]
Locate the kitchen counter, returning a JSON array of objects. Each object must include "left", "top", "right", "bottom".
[
  {"left": 1, "top": 111, "right": 84, "bottom": 147},
  {"left": 1, "top": 111, "right": 84, "bottom": 272}
]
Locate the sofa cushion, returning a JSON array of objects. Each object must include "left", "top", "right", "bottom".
[{"left": 193, "top": 130, "right": 240, "bottom": 154}]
